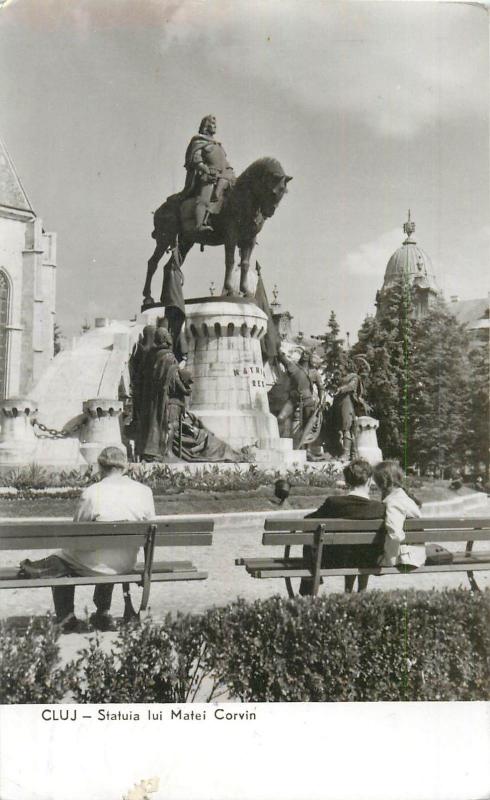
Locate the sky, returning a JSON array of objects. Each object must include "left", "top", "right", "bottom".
[{"left": 0, "top": 0, "right": 488, "bottom": 342}]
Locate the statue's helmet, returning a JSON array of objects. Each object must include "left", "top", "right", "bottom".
[
  {"left": 353, "top": 355, "right": 371, "bottom": 375},
  {"left": 141, "top": 324, "right": 155, "bottom": 345},
  {"left": 179, "top": 368, "right": 194, "bottom": 385},
  {"left": 154, "top": 327, "right": 174, "bottom": 348},
  {"left": 199, "top": 114, "right": 216, "bottom": 133}
]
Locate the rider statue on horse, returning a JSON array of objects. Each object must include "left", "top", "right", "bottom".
[
  {"left": 142, "top": 116, "right": 292, "bottom": 313},
  {"left": 183, "top": 114, "right": 236, "bottom": 233}
]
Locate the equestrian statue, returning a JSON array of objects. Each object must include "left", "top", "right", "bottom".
[{"left": 142, "top": 114, "right": 292, "bottom": 309}]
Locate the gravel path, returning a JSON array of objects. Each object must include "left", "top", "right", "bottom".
[{"left": 2, "top": 500, "right": 489, "bottom": 622}]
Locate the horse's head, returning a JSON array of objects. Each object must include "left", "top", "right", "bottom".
[
  {"left": 262, "top": 171, "right": 293, "bottom": 218},
  {"left": 257, "top": 159, "right": 293, "bottom": 218},
  {"left": 235, "top": 158, "right": 292, "bottom": 218}
]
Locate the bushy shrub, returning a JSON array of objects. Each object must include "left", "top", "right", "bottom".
[
  {"left": 9, "top": 591, "right": 488, "bottom": 703},
  {"left": 72, "top": 614, "right": 215, "bottom": 703},
  {"left": 0, "top": 617, "right": 77, "bottom": 703},
  {"left": 200, "top": 589, "right": 490, "bottom": 702}
]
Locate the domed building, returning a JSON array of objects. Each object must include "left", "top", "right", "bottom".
[{"left": 376, "top": 212, "right": 440, "bottom": 319}]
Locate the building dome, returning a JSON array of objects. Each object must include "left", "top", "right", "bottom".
[{"left": 383, "top": 212, "right": 438, "bottom": 293}]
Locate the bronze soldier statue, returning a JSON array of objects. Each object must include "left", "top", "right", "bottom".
[
  {"left": 276, "top": 349, "right": 324, "bottom": 446},
  {"left": 330, "top": 357, "right": 371, "bottom": 461},
  {"left": 183, "top": 114, "right": 236, "bottom": 233}
]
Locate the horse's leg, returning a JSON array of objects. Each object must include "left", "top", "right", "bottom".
[
  {"left": 239, "top": 242, "right": 255, "bottom": 298},
  {"left": 223, "top": 239, "right": 237, "bottom": 296},
  {"left": 143, "top": 238, "right": 169, "bottom": 305}
]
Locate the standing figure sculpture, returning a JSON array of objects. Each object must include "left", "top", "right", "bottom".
[
  {"left": 183, "top": 114, "right": 236, "bottom": 233},
  {"left": 140, "top": 327, "right": 180, "bottom": 461},
  {"left": 328, "top": 356, "right": 371, "bottom": 461},
  {"left": 165, "top": 367, "right": 193, "bottom": 460},
  {"left": 142, "top": 115, "right": 292, "bottom": 312},
  {"left": 129, "top": 324, "right": 156, "bottom": 453},
  {"left": 275, "top": 349, "right": 324, "bottom": 448}
]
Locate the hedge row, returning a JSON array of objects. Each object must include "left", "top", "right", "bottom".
[{"left": 2, "top": 589, "right": 489, "bottom": 703}]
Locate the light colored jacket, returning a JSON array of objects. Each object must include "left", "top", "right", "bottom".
[
  {"left": 381, "top": 487, "right": 424, "bottom": 569},
  {"left": 61, "top": 474, "right": 155, "bottom": 576}
]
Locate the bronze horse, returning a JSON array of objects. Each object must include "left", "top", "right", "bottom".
[{"left": 142, "top": 158, "right": 292, "bottom": 305}]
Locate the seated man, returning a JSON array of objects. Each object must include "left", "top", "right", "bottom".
[
  {"left": 299, "top": 458, "right": 385, "bottom": 596},
  {"left": 20, "top": 446, "right": 155, "bottom": 633}
]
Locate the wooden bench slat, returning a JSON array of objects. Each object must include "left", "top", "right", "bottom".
[
  {"left": 238, "top": 551, "right": 490, "bottom": 572},
  {"left": 0, "top": 568, "right": 208, "bottom": 589},
  {"left": 264, "top": 518, "right": 490, "bottom": 533},
  {"left": 262, "top": 530, "right": 490, "bottom": 546},
  {"left": 0, "top": 520, "right": 213, "bottom": 539},
  {"left": 0, "top": 560, "right": 197, "bottom": 581},
  {"left": 246, "top": 561, "right": 490, "bottom": 579},
  {"left": 0, "top": 532, "right": 214, "bottom": 550}
]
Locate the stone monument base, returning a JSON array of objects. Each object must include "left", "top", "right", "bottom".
[
  {"left": 140, "top": 296, "right": 305, "bottom": 469},
  {"left": 356, "top": 416, "right": 383, "bottom": 465}
]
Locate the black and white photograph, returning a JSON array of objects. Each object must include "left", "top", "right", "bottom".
[{"left": 0, "top": 1, "right": 489, "bottom": 798}]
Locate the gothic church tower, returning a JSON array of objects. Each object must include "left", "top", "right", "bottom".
[{"left": 0, "top": 138, "right": 57, "bottom": 398}]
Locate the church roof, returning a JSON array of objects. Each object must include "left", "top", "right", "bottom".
[
  {"left": 0, "top": 137, "right": 33, "bottom": 213},
  {"left": 449, "top": 297, "right": 489, "bottom": 328},
  {"left": 383, "top": 212, "right": 438, "bottom": 293}
]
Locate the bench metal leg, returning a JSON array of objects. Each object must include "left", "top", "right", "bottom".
[
  {"left": 283, "top": 546, "right": 295, "bottom": 598},
  {"left": 139, "top": 524, "right": 157, "bottom": 612},
  {"left": 311, "top": 526, "right": 326, "bottom": 596},
  {"left": 283, "top": 526, "right": 326, "bottom": 598},
  {"left": 465, "top": 541, "right": 481, "bottom": 592}
]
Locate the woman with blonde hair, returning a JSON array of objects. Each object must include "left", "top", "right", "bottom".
[{"left": 373, "top": 460, "right": 424, "bottom": 570}]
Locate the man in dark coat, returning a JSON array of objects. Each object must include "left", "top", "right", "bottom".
[{"left": 299, "top": 458, "right": 385, "bottom": 596}]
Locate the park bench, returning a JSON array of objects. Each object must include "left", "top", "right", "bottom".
[
  {"left": 236, "top": 517, "right": 490, "bottom": 597},
  {"left": 0, "top": 518, "right": 213, "bottom": 615}
]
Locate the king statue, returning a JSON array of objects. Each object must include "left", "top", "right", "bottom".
[{"left": 183, "top": 114, "right": 236, "bottom": 233}]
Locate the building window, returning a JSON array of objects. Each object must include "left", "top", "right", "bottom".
[{"left": 0, "top": 270, "right": 10, "bottom": 399}]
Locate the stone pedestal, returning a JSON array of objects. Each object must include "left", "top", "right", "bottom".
[
  {"left": 79, "top": 398, "right": 124, "bottom": 465},
  {"left": 356, "top": 416, "right": 383, "bottom": 465},
  {"left": 185, "top": 298, "right": 281, "bottom": 451},
  {"left": 0, "top": 398, "right": 38, "bottom": 466}
]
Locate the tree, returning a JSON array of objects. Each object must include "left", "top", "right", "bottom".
[
  {"left": 353, "top": 277, "right": 415, "bottom": 462},
  {"left": 407, "top": 304, "right": 471, "bottom": 474},
  {"left": 354, "top": 282, "right": 473, "bottom": 473},
  {"left": 465, "top": 344, "right": 489, "bottom": 477},
  {"left": 320, "top": 311, "right": 350, "bottom": 395}
]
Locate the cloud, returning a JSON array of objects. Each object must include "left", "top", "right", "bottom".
[
  {"left": 4, "top": 1, "right": 486, "bottom": 139},
  {"left": 343, "top": 228, "right": 402, "bottom": 277},
  {"left": 163, "top": 0, "right": 488, "bottom": 140}
]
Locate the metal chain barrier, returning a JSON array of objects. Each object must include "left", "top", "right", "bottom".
[{"left": 33, "top": 418, "right": 86, "bottom": 440}]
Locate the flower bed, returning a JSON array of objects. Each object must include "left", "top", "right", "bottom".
[{"left": 0, "top": 462, "right": 341, "bottom": 498}]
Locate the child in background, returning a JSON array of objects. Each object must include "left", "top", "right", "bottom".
[{"left": 373, "top": 461, "right": 425, "bottom": 570}]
